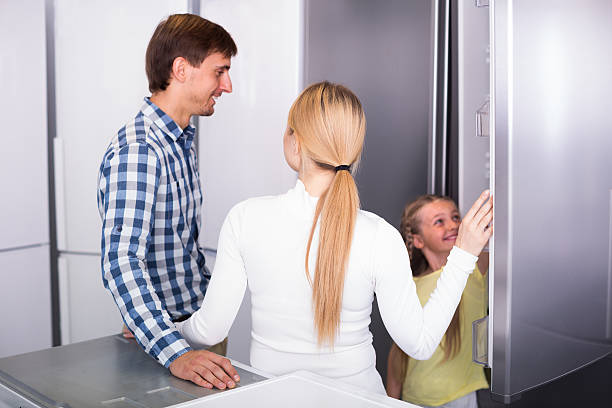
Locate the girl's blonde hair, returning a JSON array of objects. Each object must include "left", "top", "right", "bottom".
[
  {"left": 392, "top": 195, "right": 463, "bottom": 381},
  {"left": 288, "top": 81, "right": 366, "bottom": 346}
]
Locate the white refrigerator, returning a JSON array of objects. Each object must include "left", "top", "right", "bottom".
[
  {"left": 0, "top": 0, "right": 52, "bottom": 359},
  {"left": 49, "top": 0, "right": 300, "bottom": 366},
  {"left": 51, "top": 0, "right": 193, "bottom": 345}
]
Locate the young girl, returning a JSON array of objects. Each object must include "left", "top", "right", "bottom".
[
  {"left": 175, "top": 81, "right": 493, "bottom": 393},
  {"left": 386, "top": 195, "right": 490, "bottom": 407}
]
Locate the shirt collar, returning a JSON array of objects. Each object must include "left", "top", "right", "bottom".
[
  {"left": 285, "top": 178, "right": 320, "bottom": 219},
  {"left": 141, "top": 97, "right": 195, "bottom": 150}
]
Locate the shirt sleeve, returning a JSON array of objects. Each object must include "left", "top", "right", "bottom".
[
  {"left": 372, "top": 221, "right": 477, "bottom": 360},
  {"left": 98, "top": 142, "right": 191, "bottom": 367},
  {"left": 177, "top": 203, "right": 247, "bottom": 348}
]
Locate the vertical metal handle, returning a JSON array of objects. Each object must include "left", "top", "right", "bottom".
[
  {"left": 476, "top": 98, "right": 490, "bottom": 138},
  {"left": 606, "top": 190, "right": 612, "bottom": 339},
  {"left": 428, "top": 0, "right": 450, "bottom": 195},
  {"left": 472, "top": 315, "right": 489, "bottom": 366},
  {"left": 58, "top": 255, "right": 71, "bottom": 345},
  {"left": 53, "top": 137, "right": 67, "bottom": 252},
  {"left": 428, "top": 0, "right": 440, "bottom": 194}
]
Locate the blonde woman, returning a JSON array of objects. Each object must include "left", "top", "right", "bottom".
[{"left": 177, "top": 81, "right": 493, "bottom": 394}]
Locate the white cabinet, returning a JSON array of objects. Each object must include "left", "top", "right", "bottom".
[
  {"left": 0, "top": 0, "right": 48, "bottom": 250},
  {"left": 0, "top": 0, "right": 51, "bottom": 359},
  {"left": 196, "top": 0, "right": 303, "bottom": 363},
  {"left": 58, "top": 253, "right": 123, "bottom": 344},
  {"left": 53, "top": 0, "right": 189, "bottom": 343},
  {"left": 50, "top": 0, "right": 302, "bottom": 354},
  {"left": 53, "top": 0, "right": 189, "bottom": 253},
  {"left": 0, "top": 246, "right": 51, "bottom": 358},
  {"left": 197, "top": 0, "right": 301, "bottom": 249}
]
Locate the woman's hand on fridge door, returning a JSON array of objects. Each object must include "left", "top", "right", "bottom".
[{"left": 454, "top": 190, "right": 493, "bottom": 257}]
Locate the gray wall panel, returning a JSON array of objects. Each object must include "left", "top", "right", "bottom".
[
  {"left": 305, "top": 0, "right": 432, "bottom": 226},
  {"left": 305, "top": 0, "right": 433, "bottom": 382}
]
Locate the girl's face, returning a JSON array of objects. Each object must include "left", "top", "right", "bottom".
[{"left": 413, "top": 200, "right": 461, "bottom": 256}]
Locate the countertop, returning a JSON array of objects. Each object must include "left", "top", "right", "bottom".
[{"left": 0, "top": 334, "right": 415, "bottom": 408}]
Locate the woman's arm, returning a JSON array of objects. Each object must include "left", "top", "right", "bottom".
[
  {"left": 178, "top": 204, "right": 248, "bottom": 347},
  {"left": 376, "top": 191, "right": 492, "bottom": 360},
  {"left": 375, "top": 230, "right": 476, "bottom": 360}
]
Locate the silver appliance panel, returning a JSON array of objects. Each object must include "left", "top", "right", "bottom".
[
  {"left": 490, "top": 0, "right": 612, "bottom": 401},
  {"left": 0, "top": 335, "right": 267, "bottom": 408}
]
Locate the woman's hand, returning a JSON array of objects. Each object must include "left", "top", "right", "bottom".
[{"left": 454, "top": 190, "right": 493, "bottom": 256}]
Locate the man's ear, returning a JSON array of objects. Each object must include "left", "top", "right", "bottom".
[
  {"left": 413, "top": 234, "right": 425, "bottom": 249},
  {"left": 170, "top": 57, "right": 189, "bottom": 83}
]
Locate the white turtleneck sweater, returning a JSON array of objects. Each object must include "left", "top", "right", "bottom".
[{"left": 178, "top": 180, "right": 477, "bottom": 394}]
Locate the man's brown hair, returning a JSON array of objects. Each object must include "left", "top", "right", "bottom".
[{"left": 145, "top": 14, "right": 237, "bottom": 93}]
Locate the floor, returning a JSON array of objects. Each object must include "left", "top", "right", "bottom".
[{"left": 476, "top": 353, "right": 612, "bottom": 407}]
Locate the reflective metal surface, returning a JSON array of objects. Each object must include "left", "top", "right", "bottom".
[
  {"left": 173, "top": 371, "right": 414, "bottom": 408},
  {"left": 0, "top": 335, "right": 267, "bottom": 408},
  {"left": 490, "top": 0, "right": 612, "bottom": 401}
]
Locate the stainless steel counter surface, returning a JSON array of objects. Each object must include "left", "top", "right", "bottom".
[{"left": 0, "top": 334, "right": 267, "bottom": 408}]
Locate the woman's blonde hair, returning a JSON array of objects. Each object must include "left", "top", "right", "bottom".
[
  {"left": 288, "top": 81, "right": 366, "bottom": 346},
  {"left": 391, "top": 195, "right": 463, "bottom": 383}
]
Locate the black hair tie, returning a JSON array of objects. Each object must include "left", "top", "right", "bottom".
[{"left": 334, "top": 164, "right": 351, "bottom": 172}]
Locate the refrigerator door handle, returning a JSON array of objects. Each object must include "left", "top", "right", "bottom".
[
  {"left": 53, "top": 137, "right": 67, "bottom": 252},
  {"left": 472, "top": 315, "right": 489, "bottom": 366},
  {"left": 428, "top": 0, "right": 450, "bottom": 195},
  {"left": 58, "top": 255, "right": 71, "bottom": 345},
  {"left": 476, "top": 97, "right": 490, "bottom": 138}
]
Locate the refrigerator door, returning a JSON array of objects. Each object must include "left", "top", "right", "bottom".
[
  {"left": 0, "top": 246, "right": 51, "bottom": 358},
  {"left": 52, "top": 0, "right": 190, "bottom": 343},
  {"left": 456, "top": 1, "right": 490, "bottom": 214},
  {"left": 0, "top": 0, "right": 49, "bottom": 250},
  {"left": 195, "top": 0, "right": 303, "bottom": 364},
  {"left": 53, "top": 0, "right": 189, "bottom": 254},
  {"left": 197, "top": 0, "right": 301, "bottom": 250},
  {"left": 490, "top": 0, "right": 612, "bottom": 401},
  {"left": 57, "top": 254, "right": 123, "bottom": 345}
]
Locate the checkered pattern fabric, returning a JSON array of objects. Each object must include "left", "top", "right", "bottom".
[{"left": 98, "top": 98, "right": 209, "bottom": 367}]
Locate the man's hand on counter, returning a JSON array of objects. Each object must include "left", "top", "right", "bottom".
[
  {"left": 122, "top": 324, "right": 135, "bottom": 339},
  {"left": 169, "top": 350, "right": 241, "bottom": 390}
]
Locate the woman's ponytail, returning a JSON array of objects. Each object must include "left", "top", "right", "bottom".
[
  {"left": 290, "top": 81, "right": 366, "bottom": 346},
  {"left": 305, "top": 169, "right": 359, "bottom": 346}
]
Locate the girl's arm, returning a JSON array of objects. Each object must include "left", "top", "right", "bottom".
[
  {"left": 477, "top": 251, "right": 489, "bottom": 275},
  {"left": 386, "top": 343, "right": 405, "bottom": 399}
]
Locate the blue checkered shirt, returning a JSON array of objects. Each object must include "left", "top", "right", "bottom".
[{"left": 97, "top": 98, "right": 209, "bottom": 367}]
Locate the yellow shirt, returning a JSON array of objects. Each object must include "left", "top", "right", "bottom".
[{"left": 401, "top": 266, "right": 489, "bottom": 406}]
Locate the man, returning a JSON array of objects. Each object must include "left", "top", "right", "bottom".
[{"left": 97, "top": 14, "right": 238, "bottom": 390}]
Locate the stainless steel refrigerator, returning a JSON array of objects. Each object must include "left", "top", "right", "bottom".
[
  {"left": 483, "top": 0, "right": 612, "bottom": 402},
  {"left": 305, "top": 0, "right": 612, "bottom": 402}
]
